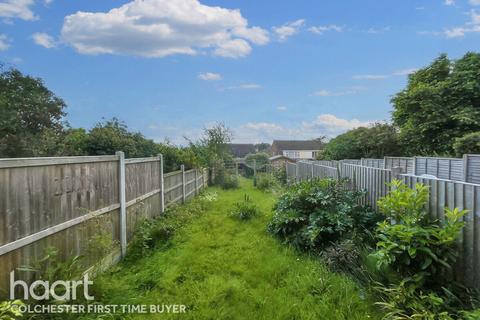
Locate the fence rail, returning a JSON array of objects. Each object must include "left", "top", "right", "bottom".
[
  {"left": 0, "top": 154, "right": 207, "bottom": 297},
  {"left": 287, "top": 160, "right": 480, "bottom": 288}
]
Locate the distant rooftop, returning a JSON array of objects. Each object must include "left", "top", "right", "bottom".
[
  {"left": 271, "top": 140, "right": 324, "bottom": 151},
  {"left": 228, "top": 143, "right": 256, "bottom": 158}
]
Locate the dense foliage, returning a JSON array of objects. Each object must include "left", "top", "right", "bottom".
[
  {"left": 254, "top": 172, "right": 279, "bottom": 191},
  {"left": 245, "top": 152, "right": 270, "bottom": 171},
  {"left": 270, "top": 178, "right": 478, "bottom": 318},
  {"left": 0, "top": 65, "right": 66, "bottom": 157},
  {"left": 268, "top": 179, "right": 379, "bottom": 251},
  {"left": 392, "top": 52, "right": 480, "bottom": 156},
  {"left": 453, "top": 132, "right": 480, "bottom": 157},
  {"left": 372, "top": 180, "right": 475, "bottom": 319},
  {"left": 320, "top": 123, "right": 402, "bottom": 160}
]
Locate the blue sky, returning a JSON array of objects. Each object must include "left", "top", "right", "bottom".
[{"left": 1, "top": 0, "right": 480, "bottom": 144}]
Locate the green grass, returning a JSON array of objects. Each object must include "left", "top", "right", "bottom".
[{"left": 89, "top": 178, "right": 379, "bottom": 319}]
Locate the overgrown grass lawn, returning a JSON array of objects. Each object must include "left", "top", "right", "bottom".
[{"left": 91, "top": 178, "right": 379, "bottom": 319}]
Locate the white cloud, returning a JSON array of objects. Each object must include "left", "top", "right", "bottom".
[
  {"left": 352, "top": 74, "right": 388, "bottom": 80},
  {"left": 198, "top": 72, "right": 222, "bottom": 81},
  {"left": 233, "top": 114, "right": 374, "bottom": 143},
  {"left": 470, "top": 0, "right": 480, "bottom": 5},
  {"left": 392, "top": 68, "right": 418, "bottom": 76},
  {"left": 302, "top": 114, "right": 371, "bottom": 135},
  {"left": 366, "top": 26, "right": 391, "bottom": 34},
  {"left": 0, "top": 34, "right": 10, "bottom": 51},
  {"left": 61, "top": 0, "right": 269, "bottom": 58},
  {"left": 272, "top": 19, "right": 305, "bottom": 41},
  {"left": 442, "top": 10, "right": 480, "bottom": 38},
  {"left": 308, "top": 24, "right": 343, "bottom": 35},
  {"left": 277, "top": 106, "right": 287, "bottom": 111},
  {"left": 224, "top": 83, "right": 262, "bottom": 90},
  {"left": 445, "top": 0, "right": 455, "bottom": 5},
  {"left": 32, "top": 32, "right": 57, "bottom": 48},
  {"left": 43, "top": 0, "right": 53, "bottom": 5},
  {"left": 312, "top": 87, "right": 365, "bottom": 97},
  {"left": 214, "top": 39, "right": 251, "bottom": 58},
  {"left": 0, "top": 0, "right": 37, "bottom": 21}
]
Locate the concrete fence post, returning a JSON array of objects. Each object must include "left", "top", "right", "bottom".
[
  {"left": 158, "top": 154, "right": 165, "bottom": 213},
  {"left": 116, "top": 151, "right": 127, "bottom": 258},
  {"left": 194, "top": 168, "right": 198, "bottom": 195},
  {"left": 463, "top": 154, "right": 469, "bottom": 182},
  {"left": 311, "top": 162, "right": 314, "bottom": 179},
  {"left": 181, "top": 165, "right": 186, "bottom": 203}
]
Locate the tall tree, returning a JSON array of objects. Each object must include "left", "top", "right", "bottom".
[
  {"left": 320, "top": 123, "right": 401, "bottom": 160},
  {"left": 0, "top": 66, "right": 66, "bottom": 157},
  {"left": 392, "top": 53, "right": 480, "bottom": 155}
]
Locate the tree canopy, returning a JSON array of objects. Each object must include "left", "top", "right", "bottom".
[
  {"left": 320, "top": 123, "right": 402, "bottom": 160},
  {"left": 0, "top": 65, "right": 66, "bottom": 157},
  {"left": 392, "top": 52, "right": 480, "bottom": 156}
]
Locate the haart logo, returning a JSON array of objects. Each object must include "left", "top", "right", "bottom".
[{"left": 10, "top": 271, "right": 94, "bottom": 301}]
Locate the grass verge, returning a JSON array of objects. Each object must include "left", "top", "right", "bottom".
[{"left": 88, "top": 178, "right": 379, "bottom": 319}]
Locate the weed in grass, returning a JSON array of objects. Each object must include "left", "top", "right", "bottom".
[{"left": 229, "top": 194, "right": 259, "bottom": 220}]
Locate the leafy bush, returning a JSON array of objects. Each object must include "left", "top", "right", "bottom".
[
  {"left": 229, "top": 194, "right": 259, "bottom": 220},
  {"left": 373, "top": 180, "right": 466, "bottom": 289},
  {"left": 453, "top": 132, "right": 480, "bottom": 157},
  {"left": 268, "top": 178, "right": 378, "bottom": 251},
  {"left": 221, "top": 174, "right": 239, "bottom": 189},
  {"left": 0, "top": 300, "right": 25, "bottom": 319},
  {"left": 254, "top": 173, "right": 278, "bottom": 191},
  {"left": 372, "top": 180, "right": 474, "bottom": 318},
  {"left": 272, "top": 166, "right": 287, "bottom": 185}
]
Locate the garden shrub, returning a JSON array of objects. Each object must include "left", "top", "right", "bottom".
[
  {"left": 372, "top": 180, "right": 475, "bottom": 318},
  {"left": 254, "top": 173, "right": 278, "bottom": 191},
  {"left": 268, "top": 178, "right": 379, "bottom": 251},
  {"left": 229, "top": 194, "right": 259, "bottom": 220},
  {"left": 221, "top": 173, "right": 239, "bottom": 189},
  {"left": 0, "top": 300, "right": 25, "bottom": 319}
]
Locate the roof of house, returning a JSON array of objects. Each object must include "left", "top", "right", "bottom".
[
  {"left": 269, "top": 155, "right": 294, "bottom": 161},
  {"left": 228, "top": 144, "right": 256, "bottom": 158},
  {"left": 272, "top": 140, "right": 324, "bottom": 151}
]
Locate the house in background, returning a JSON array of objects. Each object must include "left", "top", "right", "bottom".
[
  {"left": 271, "top": 140, "right": 324, "bottom": 160},
  {"left": 228, "top": 144, "right": 256, "bottom": 158}
]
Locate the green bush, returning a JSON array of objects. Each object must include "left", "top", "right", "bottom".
[
  {"left": 453, "top": 132, "right": 480, "bottom": 157},
  {"left": 221, "top": 174, "right": 239, "bottom": 189},
  {"left": 254, "top": 173, "right": 278, "bottom": 191},
  {"left": 0, "top": 300, "right": 25, "bottom": 319},
  {"left": 372, "top": 180, "right": 474, "bottom": 318},
  {"left": 268, "top": 178, "right": 379, "bottom": 251},
  {"left": 229, "top": 194, "right": 259, "bottom": 220},
  {"left": 373, "top": 180, "right": 465, "bottom": 289}
]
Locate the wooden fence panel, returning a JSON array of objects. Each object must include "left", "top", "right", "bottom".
[
  {"left": 0, "top": 155, "right": 208, "bottom": 299},
  {"left": 164, "top": 170, "right": 183, "bottom": 205}
]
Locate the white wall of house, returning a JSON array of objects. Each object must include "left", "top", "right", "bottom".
[{"left": 282, "top": 150, "right": 319, "bottom": 159}]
